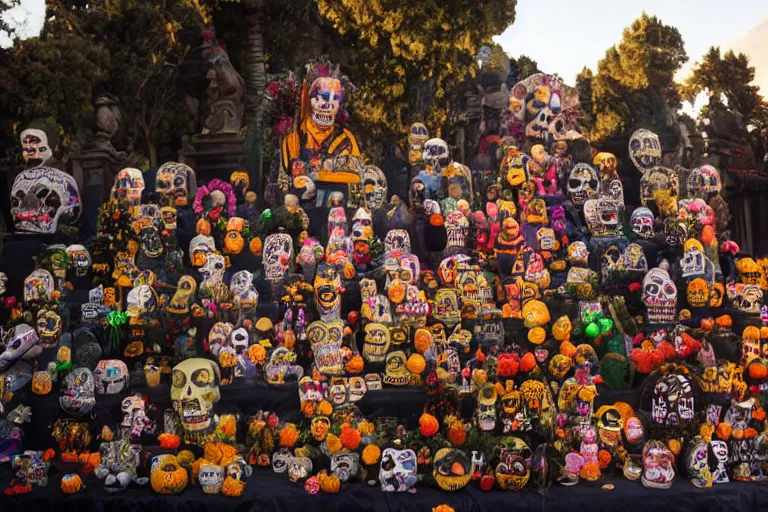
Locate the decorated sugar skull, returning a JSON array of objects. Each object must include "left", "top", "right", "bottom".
[
  {"left": 687, "top": 165, "right": 721, "bottom": 198},
  {"left": 307, "top": 320, "right": 344, "bottom": 376},
  {"left": 126, "top": 284, "right": 158, "bottom": 319},
  {"left": 651, "top": 373, "right": 694, "bottom": 425},
  {"left": 422, "top": 138, "right": 450, "bottom": 174},
  {"left": 641, "top": 166, "right": 679, "bottom": 214},
  {"left": 229, "top": 270, "right": 258, "bottom": 308},
  {"left": 476, "top": 384, "right": 498, "bottom": 432},
  {"left": 408, "top": 122, "right": 429, "bottom": 165},
  {"left": 111, "top": 167, "right": 145, "bottom": 204},
  {"left": 363, "top": 322, "right": 390, "bottom": 363},
  {"left": 60, "top": 367, "right": 96, "bottom": 417},
  {"left": 11, "top": 167, "right": 81, "bottom": 233},
  {"left": 379, "top": 448, "right": 418, "bottom": 493},
  {"left": 150, "top": 454, "right": 188, "bottom": 494},
  {"left": 630, "top": 207, "right": 655, "bottom": 239},
  {"left": 156, "top": 161, "right": 196, "bottom": 207},
  {"left": 207, "top": 322, "right": 234, "bottom": 357},
  {"left": 160, "top": 206, "right": 177, "bottom": 231},
  {"left": 36, "top": 309, "right": 62, "bottom": 347},
  {"left": 710, "top": 440, "right": 729, "bottom": 483},
  {"left": 0, "top": 272, "right": 7, "bottom": 296},
  {"left": 352, "top": 208, "right": 373, "bottom": 241},
  {"left": 120, "top": 393, "right": 156, "bottom": 439},
  {"left": 272, "top": 448, "right": 292, "bottom": 474},
  {"left": 445, "top": 210, "right": 469, "bottom": 250},
  {"left": 200, "top": 253, "right": 226, "bottom": 289},
  {"left": 629, "top": 129, "right": 662, "bottom": 171},
  {"left": 222, "top": 457, "right": 251, "bottom": 497},
  {"left": 362, "top": 165, "right": 387, "bottom": 210},
  {"left": 331, "top": 452, "right": 360, "bottom": 483},
  {"left": 64, "top": 244, "right": 91, "bottom": 278},
  {"left": 567, "top": 163, "right": 599, "bottom": 205},
  {"left": 495, "top": 437, "right": 531, "bottom": 491},
  {"left": 384, "top": 229, "right": 411, "bottom": 254},
  {"left": 727, "top": 283, "right": 763, "bottom": 315},
  {"left": 309, "top": 76, "right": 343, "bottom": 128},
  {"left": 139, "top": 226, "right": 164, "bottom": 259},
  {"left": 199, "top": 464, "right": 224, "bottom": 495},
  {"left": 20, "top": 128, "right": 54, "bottom": 167},
  {"left": 583, "top": 198, "right": 621, "bottom": 237},
  {"left": 432, "top": 448, "right": 471, "bottom": 491},
  {"left": 642, "top": 263, "right": 677, "bottom": 324},
  {"left": 684, "top": 437, "right": 712, "bottom": 488},
  {"left": 641, "top": 440, "right": 675, "bottom": 489},
  {"left": 288, "top": 456, "right": 313, "bottom": 483},
  {"left": 93, "top": 359, "right": 129, "bottom": 394},
  {"left": 264, "top": 233, "right": 293, "bottom": 282},
  {"left": 313, "top": 264, "right": 342, "bottom": 322},
  {"left": 189, "top": 234, "right": 216, "bottom": 267},
  {"left": 171, "top": 358, "right": 221, "bottom": 434},
  {"left": 0, "top": 324, "right": 41, "bottom": 372}
]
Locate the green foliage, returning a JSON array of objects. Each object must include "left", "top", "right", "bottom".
[
  {"left": 0, "top": 34, "right": 109, "bottom": 149},
  {"left": 683, "top": 46, "right": 767, "bottom": 123},
  {"left": 513, "top": 54, "right": 539, "bottom": 82},
  {"left": 577, "top": 13, "right": 688, "bottom": 144},
  {"left": 317, "top": 0, "right": 517, "bottom": 143}
]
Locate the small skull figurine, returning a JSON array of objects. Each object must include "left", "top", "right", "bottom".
[
  {"left": 422, "top": 138, "right": 450, "bottom": 174},
  {"left": 139, "top": 226, "right": 164, "bottom": 259},
  {"left": 263, "top": 233, "right": 293, "bottom": 282},
  {"left": 111, "top": 168, "right": 145, "bottom": 204},
  {"left": 65, "top": 245, "right": 92, "bottom": 277},
  {"left": 20, "top": 128, "right": 54, "bottom": 167},
  {"left": 642, "top": 261, "right": 677, "bottom": 324},
  {"left": 630, "top": 207, "right": 655, "bottom": 239},
  {"left": 170, "top": 358, "right": 221, "bottom": 435},
  {"left": 156, "top": 162, "right": 196, "bottom": 207}
]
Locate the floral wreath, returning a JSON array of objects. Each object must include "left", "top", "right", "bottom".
[{"left": 193, "top": 179, "right": 237, "bottom": 219}]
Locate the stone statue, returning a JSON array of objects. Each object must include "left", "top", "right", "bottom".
[{"left": 201, "top": 28, "right": 245, "bottom": 135}]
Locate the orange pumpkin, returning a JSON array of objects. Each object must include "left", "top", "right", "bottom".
[
  {"left": 406, "top": 354, "right": 427, "bottom": 374},
  {"left": 700, "top": 318, "right": 715, "bottom": 332},
  {"left": 748, "top": 361, "right": 768, "bottom": 380},
  {"left": 151, "top": 455, "right": 189, "bottom": 494},
  {"left": 716, "top": 315, "right": 733, "bottom": 328},
  {"left": 61, "top": 473, "right": 83, "bottom": 494}
]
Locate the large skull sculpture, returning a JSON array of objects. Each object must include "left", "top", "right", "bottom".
[
  {"left": 362, "top": 165, "right": 387, "bottom": 211},
  {"left": 111, "top": 168, "right": 145, "bottom": 204},
  {"left": 0, "top": 324, "right": 42, "bottom": 372},
  {"left": 567, "top": 163, "right": 599, "bottom": 205},
  {"left": 422, "top": 138, "right": 450, "bottom": 174},
  {"left": 309, "top": 77, "right": 343, "bottom": 128},
  {"left": 651, "top": 373, "right": 694, "bottom": 425},
  {"left": 11, "top": 167, "right": 81, "bottom": 234},
  {"left": 156, "top": 162, "right": 196, "bottom": 207},
  {"left": 171, "top": 358, "right": 221, "bottom": 433},
  {"left": 687, "top": 165, "right": 721, "bottom": 198},
  {"left": 445, "top": 210, "right": 469, "bottom": 250},
  {"left": 20, "top": 128, "right": 53, "bottom": 167}
]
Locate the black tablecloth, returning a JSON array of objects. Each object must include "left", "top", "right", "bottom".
[{"left": 1, "top": 470, "right": 768, "bottom": 512}]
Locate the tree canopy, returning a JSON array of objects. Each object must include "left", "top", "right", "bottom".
[{"left": 577, "top": 13, "right": 688, "bottom": 146}]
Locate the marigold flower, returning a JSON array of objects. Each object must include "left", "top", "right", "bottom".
[
  {"left": 317, "top": 401, "right": 333, "bottom": 416},
  {"left": 326, "top": 433, "right": 342, "bottom": 455},
  {"left": 717, "top": 422, "right": 732, "bottom": 440},
  {"left": 667, "top": 439, "right": 681, "bottom": 456},
  {"left": 419, "top": 413, "right": 440, "bottom": 437},
  {"left": 340, "top": 427, "right": 362, "bottom": 450},
  {"left": 279, "top": 423, "right": 299, "bottom": 448},
  {"left": 362, "top": 444, "right": 381, "bottom": 465},
  {"left": 598, "top": 449, "right": 612, "bottom": 469}
]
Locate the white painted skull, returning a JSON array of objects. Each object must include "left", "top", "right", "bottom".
[
  {"left": 629, "top": 129, "right": 662, "bottom": 172},
  {"left": 170, "top": 358, "right": 221, "bottom": 433},
  {"left": 687, "top": 165, "right": 722, "bottom": 198},
  {"left": 23, "top": 269, "right": 54, "bottom": 303},
  {"left": 11, "top": 167, "right": 81, "bottom": 233},
  {"left": 0, "top": 272, "right": 8, "bottom": 296},
  {"left": 567, "top": 163, "right": 599, "bottom": 205},
  {"left": 642, "top": 262, "right": 677, "bottom": 324},
  {"left": 422, "top": 138, "right": 450, "bottom": 174},
  {"left": 66, "top": 244, "right": 92, "bottom": 277},
  {"left": 263, "top": 233, "right": 293, "bottom": 282},
  {"left": 200, "top": 253, "right": 225, "bottom": 288},
  {"left": 309, "top": 77, "right": 343, "bottom": 128},
  {"left": 0, "top": 324, "right": 41, "bottom": 372},
  {"left": 230, "top": 328, "right": 249, "bottom": 354},
  {"left": 229, "top": 270, "right": 258, "bottom": 307},
  {"left": 630, "top": 207, "right": 655, "bottom": 239},
  {"left": 155, "top": 162, "right": 196, "bottom": 206},
  {"left": 20, "top": 128, "right": 53, "bottom": 166}
]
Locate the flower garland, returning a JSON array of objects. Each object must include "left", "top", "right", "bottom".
[{"left": 193, "top": 179, "right": 237, "bottom": 219}]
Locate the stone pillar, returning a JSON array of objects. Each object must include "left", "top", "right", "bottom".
[
  {"left": 69, "top": 149, "right": 125, "bottom": 240},
  {"left": 179, "top": 133, "right": 245, "bottom": 183}
]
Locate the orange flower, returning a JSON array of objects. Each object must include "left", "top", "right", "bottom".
[
  {"left": 753, "top": 407, "right": 767, "bottom": 422},
  {"left": 598, "top": 449, "right": 612, "bottom": 469},
  {"left": 43, "top": 449, "right": 56, "bottom": 462},
  {"left": 362, "top": 444, "right": 381, "bottom": 465},
  {"left": 560, "top": 340, "right": 577, "bottom": 358},
  {"left": 419, "top": 413, "right": 440, "bottom": 437},
  {"left": 744, "top": 427, "right": 758, "bottom": 439},
  {"left": 716, "top": 315, "right": 733, "bottom": 328},
  {"left": 448, "top": 425, "right": 467, "bottom": 447},
  {"left": 579, "top": 460, "right": 601, "bottom": 481},
  {"left": 340, "top": 427, "right": 362, "bottom": 450},
  {"left": 158, "top": 433, "right": 182, "bottom": 449},
  {"left": 279, "top": 423, "right": 299, "bottom": 448},
  {"left": 345, "top": 355, "right": 364, "bottom": 374},
  {"left": 733, "top": 429, "right": 744, "bottom": 440},
  {"left": 555, "top": 428, "right": 566, "bottom": 440},
  {"left": 301, "top": 400, "right": 317, "bottom": 418},
  {"left": 326, "top": 433, "right": 342, "bottom": 455},
  {"left": 519, "top": 352, "right": 537, "bottom": 373},
  {"left": 668, "top": 439, "right": 681, "bottom": 456},
  {"left": 717, "top": 422, "right": 732, "bottom": 440},
  {"left": 317, "top": 401, "right": 333, "bottom": 416},
  {"left": 432, "top": 506, "right": 456, "bottom": 512}
]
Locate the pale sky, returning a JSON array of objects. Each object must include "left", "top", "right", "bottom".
[{"left": 494, "top": 0, "right": 768, "bottom": 115}]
